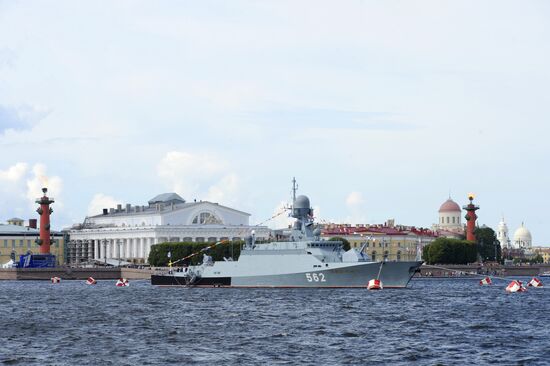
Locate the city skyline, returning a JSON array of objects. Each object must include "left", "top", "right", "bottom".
[{"left": 1, "top": 1, "right": 549, "bottom": 244}]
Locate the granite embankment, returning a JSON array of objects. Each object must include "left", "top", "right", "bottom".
[{"left": 0, "top": 267, "right": 151, "bottom": 280}]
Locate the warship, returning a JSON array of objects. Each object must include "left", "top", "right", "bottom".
[{"left": 151, "top": 181, "right": 422, "bottom": 288}]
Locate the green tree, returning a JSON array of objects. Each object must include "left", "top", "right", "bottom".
[
  {"left": 148, "top": 240, "right": 243, "bottom": 266},
  {"left": 475, "top": 227, "right": 501, "bottom": 262},
  {"left": 423, "top": 237, "right": 477, "bottom": 265},
  {"left": 328, "top": 237, "right": 351, "bottom": 251}
]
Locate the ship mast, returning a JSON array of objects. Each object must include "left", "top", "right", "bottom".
[{"left": 291, "top": 177, "right": 298, "bottom": 206}]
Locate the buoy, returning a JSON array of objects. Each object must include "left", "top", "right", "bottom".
[
  {"left": 528, "top": 277, "right": 543, "bottom": 288},
  {"left": 51, "top": 276, "right": 61, "bottom": 284},
  {"left": 367, "top": 279, "right": 383, "bottom": 290},
  {"left": 115, "top": 278, "right": 129, "bottom": 287},
  {"left": 86, "top": 277, "right": 97, "bottom": 285},
  {"left": 480, "top": 277, "right": 492, "bottom": 286},
  {"left": 506, "top": 280, "right": 526, "bottom": 293}
]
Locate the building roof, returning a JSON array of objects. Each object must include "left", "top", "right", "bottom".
[
  {"left": 148, "top": 193, "right": 185, "bottom": 205},
  {"left": 439, "top": 199, "right": 461, "bottom": 213},
  {"left": 0, "top": 224, "right": 39, "bottom": 235},
  {"left": 8, "top": 217, "right": 24, "bottom": 222}
]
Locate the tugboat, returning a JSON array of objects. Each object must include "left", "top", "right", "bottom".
[{"left": 151, "top": 181, "right": 422, "bottom": 288}]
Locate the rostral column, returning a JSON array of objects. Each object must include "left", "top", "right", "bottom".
[
  {"left": 35, "top": 187, "right": 54, "bottom": 254},
  {"left": 463, "top": 194, "right": 479, "bottom": 242}
]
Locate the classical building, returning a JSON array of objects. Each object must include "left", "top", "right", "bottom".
[
  {"left": 513, "top": 223, "right": 532, "bottom": 249},
  {"left": 321, "top": 220, "right": 437, "bottom": 262},
  {"left": 67, "top": 193, "right": 270, "bottom": 264},
  {"left": 432, "top": 197, "right": 465, "bottom": 238},
  {"left": 0, "top": 220, "right": 65, "bottom": 265}
]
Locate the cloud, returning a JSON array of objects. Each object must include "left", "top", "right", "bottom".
[
  {"left": 0, "top": 162, "right": 28, "bottom": 182},
  {"left": 25, "top": 164, "right": 63, "bottom": 209},
  {"left": 0, "top": 105, "right": 49, "bottom": 134},
  {"left": 266, "top": 201, "right": 293, "bottom": 229},
  {"left": 87, "top": 193, "right": 122, "bottom": 216},
  {"left": 346, "top": 191, "right": 364, "bottom": 208},
  {"left": 157, "top": 151, "right": 240, "bottom": 205}
]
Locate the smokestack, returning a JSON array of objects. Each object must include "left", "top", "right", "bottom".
[
  {"left": 28, "top": 219, "right": 37, "bottom": 229},
  {"left": 103, "top": 208, "right": 108, "bottom": 215}
]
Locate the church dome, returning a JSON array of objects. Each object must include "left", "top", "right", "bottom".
[
  {"left": 439, "top": 199, "right": 461, "bottom": 213},
  {"left": 513, "top": 223, "right": 532, "bottom": 243}
]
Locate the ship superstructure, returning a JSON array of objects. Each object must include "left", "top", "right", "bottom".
[{"left": 151, "top": 180, "right": 422, "bottom": 288}]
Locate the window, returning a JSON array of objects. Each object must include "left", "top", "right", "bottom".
[
  {"left": 19, "top": 239, "right": 24, "bottom": 247},
  {"left": 446, "top": 217, "right": 449, "bottom": 224},
  {"left": 441, "top": 217, "right": 444, "bottom": 224},
  {"left": 397, "top": 251, "right": 401, "bottom": 261},
  {"left": 192, "top": 212, "right": 222, "bottom": 225},
  {"left": 195, "top": 237, "right": 205, "bottom": 243},
  {"left": 372, "top": 251, "right": 376, "bottom": 261},
  {"left": 27, "top": 240, "right": 31, "bottom": 249},
  {"left": 3, "top": 240, "right": 7, "bottom": 248},
  {"left": 452, "top": 217, "right": 455, "bottom": 224}
]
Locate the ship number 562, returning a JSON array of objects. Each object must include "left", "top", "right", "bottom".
[{"left": 305, "top": 273, "right": 326, "bottom": 282}]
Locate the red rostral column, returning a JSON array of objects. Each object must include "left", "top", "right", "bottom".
[
  {"left": 463, "top": 194, "right": 479, "bottom": 242},
  {"left": 35, "top": 187, "right": 54, "bottom": 254}
]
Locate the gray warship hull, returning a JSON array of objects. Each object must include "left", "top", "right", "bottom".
[
  {"left": 151, "top": 183, "right": 422, "bottom": 289},
  {"left": 151, "top": 260, "right": 421, "bottom": 288}
]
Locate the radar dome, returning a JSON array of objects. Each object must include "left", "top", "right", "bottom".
[{"left": 294, "top": 195, "right": 310, "bottom": 209}]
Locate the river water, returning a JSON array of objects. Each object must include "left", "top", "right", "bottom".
[{"left": 0, "top": 278, "right": 549, "bottom": 365}]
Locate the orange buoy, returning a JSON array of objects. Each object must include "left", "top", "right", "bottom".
[
  {"left": 480, "top": 277, "right": 492, "bottom": 286},
  {"left": 367, "top": 279, "right": 383, "bottom": 290},
  {"left": 528, "top": 277, "right": 543, "bottom": 288},
  {"left": 506, "top": 280, "right": 526, "bottom": 293},
  {"left": 115, "top": 278, "right": 129, "bottom": 287},
  {"left": 86, "top": 277, "right": 97, "bottom": 285},
  {"left": 51, "top": 276, "right": 61, "bottom": 284}
]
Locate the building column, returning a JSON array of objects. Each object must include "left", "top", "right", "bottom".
[
  {"left": 106, "top": 240, "right": 112, "bottom": 259},
  {"left": 145, "top": 237, "right": 152, "bottom": 261},
  {"left": 137, "top": 238, "right": 143, "bottom": 259},
  {"left": 94, "top": 240, "right": 99, "bottom": 260},
  {"left": 124, "top": 239, "right": 130, "bottom": 259},
  {"left": 87, "top": 240, "right": 93, "bottom": 261}
]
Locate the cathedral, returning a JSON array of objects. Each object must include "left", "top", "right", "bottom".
[
  {"left": 496, "top": 218, "right": 532, "bottom": 250},
  {"left": 432, "top": 197, "right": 465, "bottom": 238}
]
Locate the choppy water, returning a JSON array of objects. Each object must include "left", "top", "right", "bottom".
[{"left": 1, "top": 278, "right": 549, "bottom": 365}]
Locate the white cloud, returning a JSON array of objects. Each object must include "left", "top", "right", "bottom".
[
  {"left": 266, "top": 201, "right": 293, "bottom": 229},
  {"left": 25, "top": 164, "right": 63, "bottom": 209},
  {"left": 0, "top": 162, "right": 27, "bottom": 182},
  {"left": 87, "top": 193, "right": 122, "bottom": 217},
  {"left": 157, "top": 151, "right": 241, "bottom": 205},
  {"left": 346, "top": 191, "right": 364, "bottom": 208}
]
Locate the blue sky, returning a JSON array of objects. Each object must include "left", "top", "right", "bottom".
[{"left": 0, "top": 1, "right": 549, "bottom": 244}]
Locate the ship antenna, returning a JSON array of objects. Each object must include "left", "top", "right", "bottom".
[{"left": 292, "top": 177, "right": 298, "bottom": 205}]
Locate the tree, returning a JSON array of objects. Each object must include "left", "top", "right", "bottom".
[
  {"left": 475, "top": 227, "right": 501, "bottom": 262},
  {"left": 422, "top": 237, "right": 477, "bottom": 265},
  {"left": 328, "top": 237, "right": 351, "bottom": 251},
  {"left": 148, "top": 240, "right": 243, "bottom": 266}
]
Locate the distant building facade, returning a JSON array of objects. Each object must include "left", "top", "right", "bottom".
[
  {"left": 321, "top": 220, "right": 438, "bottom": 262},
  {"left": 0, "top": 220, "right": 65, "bottom": 265},
  {"left": 67, "top": 193, "right": 270, "bottom": 264}
]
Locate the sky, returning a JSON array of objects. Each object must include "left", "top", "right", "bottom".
[{"left": 0, "top": 1, "right": 549, "bottom": 244}]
